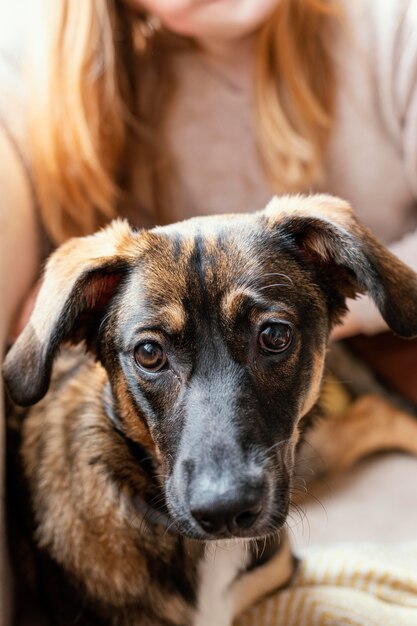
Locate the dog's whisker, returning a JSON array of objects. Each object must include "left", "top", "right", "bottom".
[
  {"left": 264, "top": 437, "right": 293, "bottom": 455},
  {"left": 288, "top": 471, "right": 328, "bottom": 530},
  {"left": 292, "top": 475, "right": 308, "bottom": 493},
  {"left": 290, "top": 455, "right": 317, "bottom": 469},
  {"left": 147, "top": 493, "right": 167, "bottom": 508},
  {"left": 257, "top": 283, "right": 293, "bottom": 291},
  {"left": 298, "top": 489, "right": 328, "bottom": 522},
  {"left": 287, "top": 502, "right": 310, "bottom": 538},
  {"left": 163, "top": 519, "right": 178, "bottom": 537},
  {"left": 298, "top": 439, "right": 328, "bottom": 469},
  {"left": 284, "top": 521, "right": 298, "bottom": 545},
  {"left": 261, "top": 536, "right": 267, "bottom": 560},
  {"left": 262, "top": 272, "right": 294, "bottom": 284}
]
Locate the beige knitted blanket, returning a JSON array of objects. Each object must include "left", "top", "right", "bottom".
[{"left": 236, "top": 542, "right": 417, "bottom": 626}]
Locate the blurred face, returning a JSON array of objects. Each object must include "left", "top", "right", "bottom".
[{"left": 131, "top": 0, "right": 279, "bottom": 41}]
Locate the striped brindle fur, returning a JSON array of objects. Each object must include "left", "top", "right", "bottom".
[{"left": 5, "top": 194, "right": 417, "bottom": 626}]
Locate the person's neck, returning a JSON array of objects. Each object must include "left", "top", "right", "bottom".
[{"left": 197, "top": 33, "right": 257, "bottom": 91}]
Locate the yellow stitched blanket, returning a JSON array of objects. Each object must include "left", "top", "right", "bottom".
[{"left": 236, "top": 542, "right": 417, "bottom": 626}]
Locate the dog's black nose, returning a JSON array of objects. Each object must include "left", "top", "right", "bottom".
[{"left": 190, "top": 484, "right": 263, "bottom": 535}]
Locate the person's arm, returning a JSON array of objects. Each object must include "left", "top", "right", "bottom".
[
  {"left": 0, "top": 130, "right": 40, "bottom": 347},
  {"left": 0, "top": 125, "right": 41, "bottom": 626},
  {"left": 333, "top": 0, "right": 417, "bottom": 340}
]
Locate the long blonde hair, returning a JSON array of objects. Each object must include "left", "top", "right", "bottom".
[{"left": 30, "top": 0, "right": 342, "bottom": 244}]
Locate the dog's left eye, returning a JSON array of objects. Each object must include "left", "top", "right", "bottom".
[
  {"left": 134, "top": 342, "right": 167, "bottom": 372},
  {"left": 258, "top": 322, "right": 293, "bottom": 354}
]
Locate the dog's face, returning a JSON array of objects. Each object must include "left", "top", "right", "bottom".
[
  {"left": 101, "top": 214, "right": 329, "bottom": 539},
  {"left": 4, "top": 195, "right": 417, "bottom": 540}
]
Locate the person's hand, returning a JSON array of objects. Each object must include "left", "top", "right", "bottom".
[
  {"left": 330, "top": 295, "right": 388, "bottom": 342},
  {"left": 331, "top": 306, "right": 362, "bottom": 341},
  {"left": 8, "top": 280, "right": 42, "bottom": 343}
]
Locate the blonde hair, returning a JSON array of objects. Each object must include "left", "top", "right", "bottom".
[
  {"left": 256, "top": 0, "right": 340, "bottom": 191},
  {"left": 30, "top": 0, "right": 342, "bottom": 244}
]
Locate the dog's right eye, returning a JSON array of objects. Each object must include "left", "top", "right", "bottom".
[
  {"left": 134, "top": 341, "right": 167, "bottom": 373},
  {"left": 258, "top": 322, "right": 293, "bottom": 354}
]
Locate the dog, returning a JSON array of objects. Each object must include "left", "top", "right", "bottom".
[{"left": 4, "top": 194, "right": 417, "bottom": 626}]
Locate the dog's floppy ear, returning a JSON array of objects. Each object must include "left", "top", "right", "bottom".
[
  {"left": 3, "top": 220, "right": 138, "bottom": 407},
  {"left": 264, "top": 194, "right": 417, "bottom": 338}
]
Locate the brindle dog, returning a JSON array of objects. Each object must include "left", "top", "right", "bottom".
[{"left": 5, "top": 195, "right": 417, "bottom": 626}]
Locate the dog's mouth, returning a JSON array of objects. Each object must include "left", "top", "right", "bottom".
[{"left": 164, "top": 475, "right": 291, "bottom": 541}]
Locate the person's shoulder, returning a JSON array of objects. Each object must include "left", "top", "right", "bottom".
[
  {"left": 339, "top": 0, "right": 417, "bottom": 106},
  {"left": 357, "top": 0, "right": 415, "bottom": 18},
  {"left": 0, "top": 2, "right": 30, "bottom": 145},
  {"left": 342, "top": 0, "right": 417, "bottom": 44},
  {"left": 0, "top": 53, "right": 25, "bottom": 115}
]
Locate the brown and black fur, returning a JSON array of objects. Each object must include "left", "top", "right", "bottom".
[{"left": 5, "top": 194, "right": 417, "bottom": 626}]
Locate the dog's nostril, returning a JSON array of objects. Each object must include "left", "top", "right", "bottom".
[
  {"left": 232, "top": 505, "right": 262, "bottom": 531},
  {"left": 191, "top": 500, "right": 263, "bottom": 536},
  {"left": 194, "top": 515, "right": 226, "bottom": 535}
]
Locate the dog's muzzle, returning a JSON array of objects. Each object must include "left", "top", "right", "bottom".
[{"left": 166, "top": 451, "right": 290, "bottom": 540}]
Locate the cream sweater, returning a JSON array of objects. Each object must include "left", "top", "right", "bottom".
[{"left": 1, "top": 0, "right": 417, "bottom": 334}]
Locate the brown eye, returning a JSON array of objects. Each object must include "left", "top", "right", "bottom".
[
  {"left": 134, "top": 342, "right": 167, "bottom": 372},
  {"left": 259, "top": 323, "right": 293, "bottom": 354}
]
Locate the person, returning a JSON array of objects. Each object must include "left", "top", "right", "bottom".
[{"left": 1, "top": 0, "right": 417, "bottom": 623}]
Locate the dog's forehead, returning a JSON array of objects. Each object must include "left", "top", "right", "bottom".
[
  {"left": 116, "top": 212, "right": 315, "bottom": 332},
  {"left": 137, "top": 213, "right": 275, "bottom": 292}
]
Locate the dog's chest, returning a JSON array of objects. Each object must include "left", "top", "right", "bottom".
[{"left": 195, "top": 541, "right": 248, "bottom": 626}]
